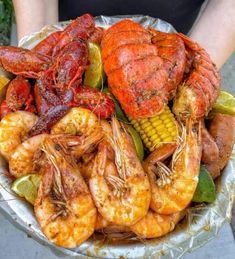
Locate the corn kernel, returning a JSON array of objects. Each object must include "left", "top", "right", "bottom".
[
  {"left": 155, "top": 124, "right": 165, "bottom": 131},
  {"left": 130, "top": 105, "right": 178, "bottom": 151}
]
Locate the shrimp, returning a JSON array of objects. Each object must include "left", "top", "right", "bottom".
[
  {"left": 130, "top": 210, "right": 184, "bottom": 239},
  {"left": 50, "top": 129, "right": 103, "bottom": 161},
  {"left": 9, "top": 134, "right": 48, "bottom": 178},
  {"left": 77, "top": 154, "right": 112, "bottom": 231},
  {"left": 34, "top": 137, "right": 96, "bottom": 248},
  {"left": 78, "top": 152, "right": 96, "bottom": 183},
  {"left": 143, "top": 119, "right": 201, "bottom": 214},
  {"left": 0, "top": 111, "right": 38, "bottom": 160},
  {"left": 89, "top": 118, "right": 151, "bottom": 226},
  {"left": 77, "top": 119, "right": 114, "bottom": 183},
  {"left": 95, "top": 212, "right": 110, "bottom": 230},
  {"left": 51, "top": 107, "right": 101, "bottom": 137},
  {"left": 51, "top": 107, "right": 103, "bottom": 162}
]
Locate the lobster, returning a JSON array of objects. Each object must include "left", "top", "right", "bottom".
[
  {"left": 173, "top": 33, "right": 220, "bottom": 120},
  {"left": 101, "top": 19, "right": 220, "bottom": 120},
  {"left": 149, "top": 28, "right": 186, "bottom": 99}
]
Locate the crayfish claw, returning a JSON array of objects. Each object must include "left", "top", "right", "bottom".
[{"left": 29, "top": 105, "right": 69, "bottom": 137}]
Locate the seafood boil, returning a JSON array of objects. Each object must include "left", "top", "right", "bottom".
[{"left": 0, "top": 13, "right": 234, "bottom": 250}]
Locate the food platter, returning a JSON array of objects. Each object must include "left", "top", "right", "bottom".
[{"left": 0, "top": 15, "right": 235, "bottom": 258}]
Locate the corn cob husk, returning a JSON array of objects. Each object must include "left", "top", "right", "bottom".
[{"left": 129, "top": 106, "right": 178, "bottom": 152}]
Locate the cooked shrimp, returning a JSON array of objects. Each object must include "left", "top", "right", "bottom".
[
  {"left": 95, "top": 212, "right": 110, "bottom": 230},
  {"left": 51, "top": 107, "right": 101, "bottom": 137},
  {"left": 9, "top": 134, "right": 48, "bottom": 178},
  {"left": 78, "top": 152, "right": 96, "bottom": 183},
  {"left": 51, "top": 129, "right": 103, "bottom": 160},
  {"left": 143, "top": 119, "right": 201, "bottom": 214},
  {"left": 34, "top": 137, "right": 96, "bottom": 248},
  {"left": 130, "top": 210, "right": 184, "bottom": 239},
  {"left": 80, "top": 151, "right": 117, "bottom": 229},
  {"left": 0, "top": 111, "right": 38, "bottom": 160},
  {"left": 89, "top": 118, "right": 151, "bottom": 226}
]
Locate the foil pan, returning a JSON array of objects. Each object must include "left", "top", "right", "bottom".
[{"left": 0, "top": 15, "right": 235, "bottom": 258}]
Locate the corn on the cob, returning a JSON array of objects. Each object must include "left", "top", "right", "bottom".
[
  {"left": 129, "top": 106, "right": 178, "bottom": 152},
  {"left": 0, "top": 75, "right": 9, "bottom": 103}
]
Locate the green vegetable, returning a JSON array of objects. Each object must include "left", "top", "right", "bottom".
[
  {"left": 211, "top": 91, "right": 235, "bottom": 116},
  {"left": 192, "top": 166, "right": 216, "bottom": 203},
  {"left": 127, "top": 125, "right": 144, "bottom": 161},
  {"left": 113, "top": 98, "right": 129, "bottom": 123},
  {"left": 102, "top": 87, "right": 128, "bottom": 122},
  {"left": 84, "top": 42, "right": 105, "bottom": 88},
  {"left": 11, "top": 174, "right": 41, "bottom": 205}
]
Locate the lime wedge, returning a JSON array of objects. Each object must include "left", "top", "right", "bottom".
[
  {"left": 212, "top": 90, "right": 235, "bottom": 115},
  {"left": 11, "top": 174, "right": 41, "bottom": 205},
  {"left": 127, "top": 125, "right": 145, "bottom": 161},
  {"left": 84, "top": 42, "right": 105, "bottom": 88},
  {"left": 192, "top": 166, "right": 216, "bottom": 203},
  {"left": 0, "top": 75, "right": 9, "bottom": 103},
  {"left": 102, "top": 87, "right": 129, "bottom": 122},
  {"left": 114, "top": 99, "right": 129, "bottom": 123}
]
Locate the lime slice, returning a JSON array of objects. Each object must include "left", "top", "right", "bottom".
[
  {"left": 84, "top": 42, "right": 105, "bottom": 88},
  {"left": 127, "top": 125, "right": 145, "bottom": 161},
  {"left": 0, "top": 75, "right": 9, "bottom": 103},
  {"left": 192, "top": 166, "right": 216, "bottom": 203},
  {"left": 102, "top": 87, "right": 129, "bottom": 122},
  {"left": 114, "top": 99, "right": 129, "bottom": 123},
  {"left": 212, "top": 90, "right": 235, "bottom": 115},
  {"left": 11, "top": 174, "right": 41, "bottom": 205}
]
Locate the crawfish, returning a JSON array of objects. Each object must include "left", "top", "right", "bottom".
[
  {"left": 0, "top": 101, "right": 12, "bottom": 119},
  {"left": 0, "top": 46, "right": 50, "bottom": 78},
  {"left": 52, "top": 13, "right": 95, "bottom": 57},
  {"left": 1, "top": 76, "right": 36, "bottom": 117},
  {"left": 5, "top": 76, "right": 32, "bottom": 110},
  {"left": 72, "top": 86, "right": 115, "bottom": 119},
  {"left": 0, "top": 31, "right": 63, "bottom": 117},
  {"left": 30, "top": 85, "right": 115, "bottom": 136},
  {"left": 32, "top": 24, "right": 114, "bottom": 135},
  {"left": 33, "top": 39, "right": 88, "bottom": 114},
  {"left": 52, "top": 40, "right": 89, "bottom": 91},
  {"left": 31, "top": 39, "right": 114, "bottom": 135},
  {"left": 33, "top": 30, "right": 63, "bottom": 56}
]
